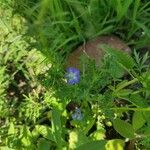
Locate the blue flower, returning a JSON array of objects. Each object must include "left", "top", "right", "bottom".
[
  {"left": 66, "top": 67, "right": 80, "bottom": 84},
  {"left": 71, "top": 107, "right": 83, "bottom": 121}
]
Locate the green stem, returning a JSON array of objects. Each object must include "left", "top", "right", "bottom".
[
  {"left": 115, "top": 78, "right": 138, "bottom": 92},
  {"left": 111, "top": 107, "right": 150, "bottom": 112}
]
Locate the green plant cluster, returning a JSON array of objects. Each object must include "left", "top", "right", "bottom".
[
  {"left": 13, "top": 0, "right": 150, "bottom": 63},
  {"left": 0, "top": 0, "right": 150, "bottom": 150}
]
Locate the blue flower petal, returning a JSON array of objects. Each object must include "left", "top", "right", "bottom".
[
  {"left": 66, "top": 67, "right": 80, "bottom": 84},
  {"left": 71, "top": 108, "right": 83, "bottom": 120},
  {"left": 67, "top": 67, "right": 80, "bottom": 75}
]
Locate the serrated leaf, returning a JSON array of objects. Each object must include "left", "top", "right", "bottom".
[
  {"left": 132, "top": 111, "right": 146, "bottom": 131},
  {"left": 76, "top": 140, "right": 106, "bottom": 150},
  {"left": 101, "top": 45, "right": 135, "bottom": 70},
  {"left": 113, "top": 118, "right": 135, "bottom": 139},
  {"left": 108, "top": 59, "right": 125, "bottom": 78},
  {"left": 105, "top": 139, "right": 125, "bottom": 150}
]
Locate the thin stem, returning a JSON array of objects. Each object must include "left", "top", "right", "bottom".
[
  {"left": 111, "top": 107, "right": 150, "bottom": 112},
  {"left": 115, "top": 78, "right": 138, "bottom": 92}
]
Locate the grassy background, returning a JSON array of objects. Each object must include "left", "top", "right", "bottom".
[{"left": 13, "top": 0, "right": 150, "bottom": 63}]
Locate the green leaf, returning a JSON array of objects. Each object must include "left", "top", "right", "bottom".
[
  {"left": 135, "top": 21, "right": 150, "bottom": 37},
  {"left": 110, "top": 0, "right": 133, "bottom": 20},
  {"left": 100, "top": 49, "right": 126, "bottom": 78},
  {"left": 119, "top": 0, "right": 133, "bottom": 20},
  {"left": 116, "top": 80, "right": 129, "bottom": 91},
  {"left": 21, "top": 126, "right": 32, "bottom": 147},
  {"left": 143, "top": 112, "right": 150, "bottom": 122},
  {"left": 8, "top": 122, "right": 15, "bottom": 135},
  {"left": 113, "top": 118, "right": 135, "bottom": 139},
  {"left": 51, "top": 108, "right": 62, "bottom": 146},
  {"left": 114, "top": 89, "right": 133, "bottom": 97},
  {"left": 132, "top": 111, "right": 146, "bottom": 131},
  {"left": 101, "top": 45, "right": 135, "bottom": 70},
  {"left": 0, "top": 147, "right": 15, "bottom": 150},
  {"left": 76, "top": 140, "right": 106, "bottom": 150},
  {"left": 108, "top": 59, "right": 125, "bottom": 78},
  {"left": 90, "top": 129, "right": 105, "bottom": 140},
  {"left": 37, "top": 138, "right": 51, "bottom": 150},
  {"left": 105, "top": 139, "right": 125, "bottom": 150},
  {"left": 129, "top": 94, "right": 148, "bottom": 107},
  {"left": 69, "top": 130, "right": 89, "bottom": 149},
  {"left": 35, "top": 125, "right": 55, "bottom": 141}
]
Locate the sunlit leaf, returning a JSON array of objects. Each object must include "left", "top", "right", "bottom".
[
  {"left": 105, "top": 139, "right": 125, "bottom": 150},
  {"left": 8, "top": 122, "right": 15, "bottom": 135},
  {"left": 90, "top": 128, "right": 105, "bottom": 140},
  {"left": 35, "top": 125, "right": 55, "bottom": 141},
  {"left": 69, "top": 130, "right": 89, "bottom": 149}
]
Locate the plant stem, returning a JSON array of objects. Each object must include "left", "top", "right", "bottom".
[
  {"left": 111, "top": 107, "right": 150, "bottom": 112},
  {"left": 116, "top": 78, "right": 138, "bottom": 92}
]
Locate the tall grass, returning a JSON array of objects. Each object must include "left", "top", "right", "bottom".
[{"left": 13, "top": 0, "right": 149, "bottom": 65}]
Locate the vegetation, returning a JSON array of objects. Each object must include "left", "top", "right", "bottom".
[{"left": 0, "top": 0, "right": 150, "bottom": 149}]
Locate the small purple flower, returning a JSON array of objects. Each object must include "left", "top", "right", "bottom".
[
  {"left": 66, "top": 67, "right": 80, "bottom": 84},
  {"left": 71, "top": 107, "right": 83, "bottom": 121}
]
